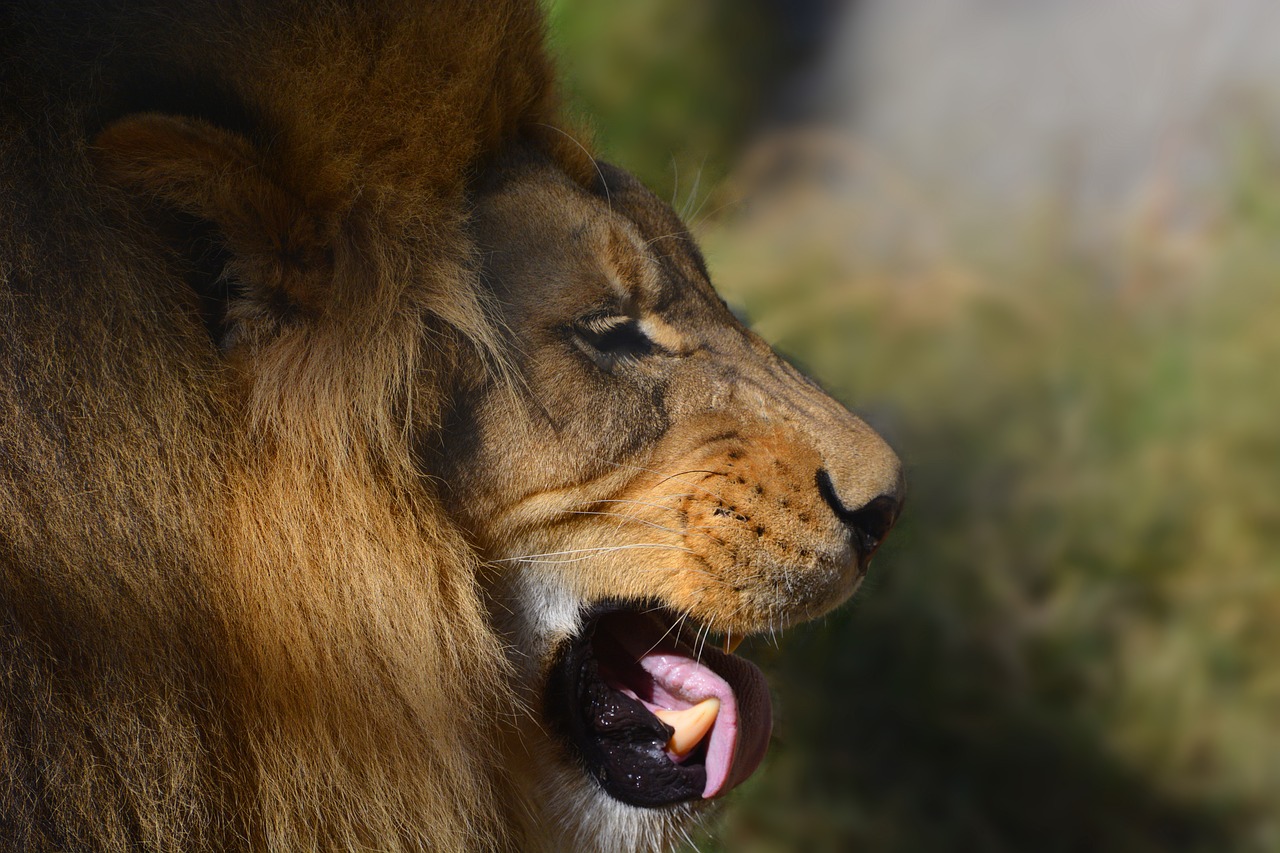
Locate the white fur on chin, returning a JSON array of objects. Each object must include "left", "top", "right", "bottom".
[{"left": 494, "top": 571, "right": 717, "bottom": 852}]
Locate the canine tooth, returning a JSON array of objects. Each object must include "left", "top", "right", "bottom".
[
  {"left": 654, "top": 698, "right": 720, "bottom": 758},
  {"left": 723, "top": 634, "right": 743, "bottom": 654}
]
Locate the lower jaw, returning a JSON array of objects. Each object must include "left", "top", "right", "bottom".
[
  {"left": 541, "top": 602, "right": 772, "bottom": 809},
  {"left": 505, "top": 757, "right": 710, "bottom": 853}
]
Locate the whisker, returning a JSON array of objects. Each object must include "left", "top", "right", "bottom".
[
  {"left": 536, "top": 123, "right": 609, "bottom": 212},
  {"left": 641, "top": 231, "right": 692, "bottom": 248},
  {"left": 568, "top": 495, "right": 695, "bottom": 512},
  {"left": 689, "top": 196, "right": 746, "bottom": 233},
  {"left": 662, "top": 472, "right": 727, "bottom": 503},
  {"left": 670, "top": 153, "right": 679, "bottom": 209},
  {"left": 590, "top": 457, "right": 728, "bottom": 502},
  {"left": 493, "top": 543, "right": 694, "bottom": 564},
  {"left": 563, "top": 510, "right": 721, "bottom": 542},
  {"left": 640, "top": 610, "right": 688, "bottom": 659},
  {"left": 694, "top": 618, "right": 713, "bottom": 665},
  {"left": 680, "top": 156, "right": 706, "bottom": 221}
]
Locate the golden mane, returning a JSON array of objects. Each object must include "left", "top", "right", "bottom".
[
  {"left": 2, "top": 4, "right": 907, "bottom": 849},
  {"left": 0, "top": 1, "right": 591, "bottom": 848}
]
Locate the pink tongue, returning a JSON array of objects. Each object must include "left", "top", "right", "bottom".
[{"left": 611, "top": 621, "right": 772, "bottom": 798}]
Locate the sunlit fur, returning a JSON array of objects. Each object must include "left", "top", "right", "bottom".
[
  {"left": 442, "top": 149, "right": 904, "bottom": 852},
  {"left": 0, "top": 2, "right": 902, "bottom": 850},
  {"left": 0, "top": 1, "right": 588, "bottom": 849}
]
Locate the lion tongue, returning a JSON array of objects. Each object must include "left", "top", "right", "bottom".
[{"left": 607, "top": 616, "right": 772, "bottom": 799}]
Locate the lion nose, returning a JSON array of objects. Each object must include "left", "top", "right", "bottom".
[{"left": 816, "top": 467, "right": 904, "bottom": 559}]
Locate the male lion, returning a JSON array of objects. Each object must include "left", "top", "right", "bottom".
[{"left": 0, "top": 1, "right": 902, "bottom": 851}]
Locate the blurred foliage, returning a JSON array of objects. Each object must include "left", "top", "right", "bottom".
[
  {"left": 545, "top": 0, "right": 787, "bottom": 210},
  {"left": 695, "top": 174, "right": 1280, "bottom": 852},
  {"left": 551, "top": 5, "right": 1280, "bottom": 852}
]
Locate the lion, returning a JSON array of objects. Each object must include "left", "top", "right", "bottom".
[{"left": 0, "top": 1, "right": 902, "bottom": 851}]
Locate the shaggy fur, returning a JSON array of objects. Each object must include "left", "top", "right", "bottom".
[
  {"left": 0, "top": 1, "right": 586, "bottom": 849},
  {"left": 1, "top": 3, "right": 904, "bottom": 850}
]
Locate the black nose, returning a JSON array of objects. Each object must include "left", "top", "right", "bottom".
[{"left": 816, "top": 468, "right": 904, "bottom": 559}]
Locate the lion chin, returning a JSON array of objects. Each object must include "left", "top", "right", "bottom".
[{"left": 0, "top": 1, "right": 901, "bottom": 851}]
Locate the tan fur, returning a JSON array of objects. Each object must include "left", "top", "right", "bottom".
[
  {"left": 0, "top": 1, "right": 575, "bottom": 849},
  {"left": 0, "top": 2, "right": 900, "bottom": 851},
  {"left": 443, "top": 157, "right": 903, "bottom": 852}
]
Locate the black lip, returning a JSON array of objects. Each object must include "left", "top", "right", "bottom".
[{"left": 543, "top": 602, "right": 707, "bottom": 807}]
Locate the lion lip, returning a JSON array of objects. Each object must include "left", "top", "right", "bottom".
[{"left": 545, "top": 605, "right": 772, "bottom": 807}]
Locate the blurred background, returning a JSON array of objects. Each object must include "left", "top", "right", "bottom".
[{"left": 546, "top": 1, "right": 1280, "bottom": 851}]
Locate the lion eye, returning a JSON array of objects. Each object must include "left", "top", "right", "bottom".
[{"left": 573, "top": 314, "right": 654, "bottom": 367}]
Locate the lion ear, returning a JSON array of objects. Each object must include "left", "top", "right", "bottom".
[{"left": 92, "top": 113, "right": 331, "bottom": 343}]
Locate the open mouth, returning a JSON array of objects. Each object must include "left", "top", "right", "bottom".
[{"left": 544, "top": 604, "right": 772, "bottom": 808}]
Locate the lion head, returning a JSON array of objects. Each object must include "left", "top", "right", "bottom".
[
  {"left": 1, "top": 1, "right": 900, "bottom": 851},
  {"left": 434, "top": 151, "right": 903, "bottom": 848}
]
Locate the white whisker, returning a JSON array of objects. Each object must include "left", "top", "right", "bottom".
[
  {"left": 536, "top": 123, "right": 609, "bottom": 212},
  {"left": 670, "top": 153, "right": 679, "bottom": 209},
  {"left": 493, "top": 543, "right": 695, "bottom": 565},
  {"left": 640, "top": 611, "right": 688, "bottom": 659},
  {"left": 591, "top": 457, "right": 727, "bottom": 502},
  {"left": 680, "top": 156, "right": 706, "bottom": 221},
  {"left": 694, "top": 618, "right": 713, "bottom": 665},
  {"left": 563, "top": 510, "right": 720, "bottom": 541},
  {"left": 568, "top": 495, "right": 694, "bottom": 512},
  {"left": 641, "top": 231, "right": 691, "bottom": 248}
]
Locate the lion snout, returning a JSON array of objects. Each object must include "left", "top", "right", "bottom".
[{"left": 664, "top": 423, "right": 901, "bottom": 629}]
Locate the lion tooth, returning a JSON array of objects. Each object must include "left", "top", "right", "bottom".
[
  {"left": 653, "top": 698, "right": 720, "bottom": 758},
  {"left": 723, "top": 634, "right": 743, "bottom": 654}
]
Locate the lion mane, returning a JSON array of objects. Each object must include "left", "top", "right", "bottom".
[{"left": 0, "top": 1, "right": 592, "bottom": 849}]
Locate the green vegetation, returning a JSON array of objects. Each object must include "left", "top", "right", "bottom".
[
  {"left": 697, "top": 178, "right": 1280, "bottom": 852},
  {"left": 545, "top": 0, "right": 784, "bottom": 208},
  {"left": 550, "top": 5, "right": 1280, "bottom": 849}
]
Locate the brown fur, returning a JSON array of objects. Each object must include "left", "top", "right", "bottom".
[
  {"left": 0, "top": 2, "right": 902, "bottom": 850},
  {"left": 437, "top": 155, "right": 903, "bottom": 852},
  {"left": 0, "top": 1, "right": 585, "bottom": 849}
]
